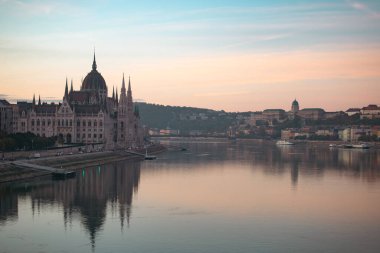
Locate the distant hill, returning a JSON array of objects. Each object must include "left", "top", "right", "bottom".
[{"left": 136, "top": 102, "right": 244, "bottom": 134}]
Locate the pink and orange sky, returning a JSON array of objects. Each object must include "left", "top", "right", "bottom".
[{"left": 1, "top": 0, "right": 380, "bottom": 112}]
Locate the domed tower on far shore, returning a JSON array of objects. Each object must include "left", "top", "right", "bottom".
[
  {"left": 81, "top": 52, "right": 108, "bottom": 102},
  {"left": 291, "top": 99, "right": 299, "bottom": 113}
]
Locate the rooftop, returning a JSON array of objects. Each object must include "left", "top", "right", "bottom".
[
  {"left": 362, "top": 104, "right": 379, "bottom": 110},
  {"left": 346, "top": 108, "right": 360, "bottom": 112}
]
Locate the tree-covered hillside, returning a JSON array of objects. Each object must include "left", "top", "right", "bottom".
[{"left": 136, "top": 102, "right": 237, "bottom": 134}]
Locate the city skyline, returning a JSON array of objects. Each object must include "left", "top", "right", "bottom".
[{"left": 1, "top": 0, "right": 380, "bottom": 112}]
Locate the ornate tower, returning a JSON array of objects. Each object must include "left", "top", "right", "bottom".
[
  {"left": 81, "top": 51, "right": 108, "bottom": 103},
  {"left": 116, "top": 74, "right": 139, "bottom": 149},
  {"left": 64, "top": 78, "right": 69, "bottom": 99},
  {"left": 291, "top": 99, "right": 299, "bottom": 113},
  {"left": 126, "top": 76, "right": 135, "bottom": 146},
  {"left": 127, "top": 76, "right": 133, "bottom": 114},
  {"left": 117, "top": 74, "right": 128, "bottom": 148}
]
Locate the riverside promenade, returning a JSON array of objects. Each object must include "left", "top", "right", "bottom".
[{"left": 0, "top": 144, "right": 166, "bottom": 183}]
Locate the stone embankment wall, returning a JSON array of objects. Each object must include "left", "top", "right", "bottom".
[{"left": 0, "top": 144, "right": 166, "bottom": 183}]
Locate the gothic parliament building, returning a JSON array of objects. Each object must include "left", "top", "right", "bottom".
[{"left": 11, "top": 53, "right": 144, "bottom": 150}]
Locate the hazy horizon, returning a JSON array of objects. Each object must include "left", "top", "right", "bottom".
[
  {"left": 0, "top": 95, "right": 374, "bottom": 113},
  {"left": 1, "top": 0, "right": 380, "bottom": 112}
]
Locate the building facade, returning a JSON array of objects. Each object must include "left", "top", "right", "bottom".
[
  {"left": 0, "top": 100, "right": 13, "bottom": 134},
  {"left": 360, "top": 105, "right": 380, "bottom": 119},
  {"left": 298, "top": 108, "right": 325, "bottom": 120},
  {"left": 10, "top": 54, "right": 144, "bottom": 150}
]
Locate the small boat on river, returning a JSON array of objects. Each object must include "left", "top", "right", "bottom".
[
  {"left": 145, "top": 149, "right": 157, "bottom": 160},
  {"left": 352, "top": 143, "right": 370, "bottom": 149},
  {"left": 276, "top": 140, "right": 294, "bottom": 145},
  {"left": 330, "top": 143, "right": 369, "bottom": 149}
]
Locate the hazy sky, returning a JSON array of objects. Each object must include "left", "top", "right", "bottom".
[{"left": 1, "top": 0, "right": 379, "bottom": 112}]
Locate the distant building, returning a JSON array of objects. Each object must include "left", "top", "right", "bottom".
[
  {"left": 159, "top": 128, "right": 180, "bottom": 136},
  {"left": 324, "top": 111, "right": 345, "bottom": 119},
  {"left": 370, "top": 126, "right": 380, "bottom": 139},
  {"left": 249, "top": 112, "right": 265, "bottom": 126},
  {"left": 281, "top": 129, "right": 295, "bottom": 140},
  {"left": 0, "top": 99, "right": 13, "bottom": 134},
  {"left": 8, "top": 53, "right": 144, "bottom": 149},
  {"left": 262, "top": 109, "right": 286, "bottom": 121},
  {"left": 360, "top": 104, "right": 380, "bottom": 119},
  {"left": 291, "top": 99, "right": 299, "bottom": 113},
  {"left": 294, "top": 132, "right": 310, "bottom": 138},
  {"left": 340, "top": 127, "right": 371, "bottom": 142},
  {"left": 298, "top": 108, "right": 325, "bottom": 120},
  {"left": 346, "top": 108, "right": 360, "bottom": 116},
  {"left": 315, "top": 129, "right": 334, "bottom": 136}
]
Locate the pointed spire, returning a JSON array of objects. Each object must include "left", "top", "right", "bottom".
[
  {"left": 92, "top": 49, "right": 97, "bottom": 71},
  {"left": 64, "top": 77, "right": 69, "bottom": 98},
  {"left": 38, "top": 95, "right": 41, "bottom": 106},
  {"left": 32, "top": 94, "right": 35, "bottom": 105},
  {"left": 128, "top": 75, "right": 132, "bottom": 92},
  {"left": 121, "top": 73, "right": 126, "bottom": 94},
  {"left": 116, "top": 87, "right": 118, "bottom": 103},
  {"left": 127, "top": 75, "right": 132, "bottom": 106},
  {"left": 70, "top": 79, "right": 73, "bottom": 93},
  {"left": 112, "top": 86, "right": 115, "bottom": 100}
]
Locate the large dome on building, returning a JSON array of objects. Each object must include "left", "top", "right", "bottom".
[
  {"left": 81, "top": 54, "right": 107, "bottom": 92},
  {"left": 292, "top": 99, "right": 299, "bottom": 106}
]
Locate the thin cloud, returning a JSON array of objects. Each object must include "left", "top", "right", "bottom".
[
  {"left": 347, "top": 0, "right": 380, "bottom": 18},
  {"left": 173, "top": 3, "right": 342, "bottom": 17},
  {"left": 221, "top": 33, "right": 293, "bottom": 50},
  {"left": 194, "top": 91, "right": 250, "bottom": 97},
  {"left": 0, "top": 0, "right": 85, "bottom": 16}
]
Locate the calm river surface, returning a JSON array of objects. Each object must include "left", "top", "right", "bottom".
[{"left": 1, "top": 139, "right": 380, "bottom": 253}]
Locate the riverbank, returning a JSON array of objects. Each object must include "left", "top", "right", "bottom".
[
  {"left": 153, "top": 136, "right": 380, "bottom": 148},
  {"left": 0, "top": 144, "right": 166, "bottom": 184}
]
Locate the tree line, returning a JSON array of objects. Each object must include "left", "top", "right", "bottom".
[{"left": 0, "top": 131, "right": 56, "bottom": 151}]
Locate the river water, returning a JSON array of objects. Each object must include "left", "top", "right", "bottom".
[{"left": 1, "top": 139, "right": 380, "bottom": 253}]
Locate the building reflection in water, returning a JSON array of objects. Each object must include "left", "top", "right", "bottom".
[
  {"left": 157, "top": 139, "right": 380, "bottom": 186},
  {"left": 0, "top": 187, "right": 18, "bottom": 225},
  {"left": 1, "top": 139, "right": 380, "bottom": 250},
  {"left": 0, "top": 160, "right": 141, "bottom": 250}
]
